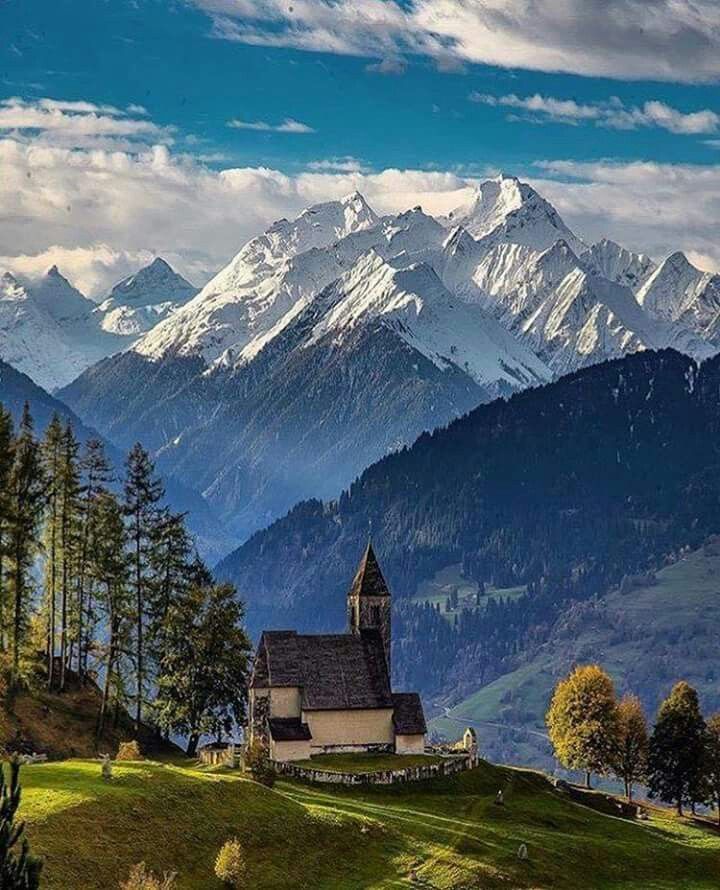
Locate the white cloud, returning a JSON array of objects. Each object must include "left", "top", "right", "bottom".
[
  {"left": 192, "top": 0, "right": 720, "bottom": 83},
  {"left": 471, "top": 93, "right": 720, "bottom": 135},
  {"left": 227, "top": 117, "right": 316, "bottom": 133},
  {"left": 531, "top": 159, "right": 720, "bottom": 271},
  {"left": 0, "top": 97, "right": 172, "bottom": 149},
  {"left": 2, "top": 98, "right": 720, "bottom": 298}
]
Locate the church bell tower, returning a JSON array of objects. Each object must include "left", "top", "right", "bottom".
[{"left": 347, "top": 542, "right": 392, "bottom": 678}]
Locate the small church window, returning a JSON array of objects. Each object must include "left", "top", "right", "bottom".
[{"left": 371, "top": 605, "right": 381, "bottom": 625}]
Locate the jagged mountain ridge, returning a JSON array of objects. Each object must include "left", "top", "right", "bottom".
[
  {"left": 0, "top": 258, "right": 196, "bottom": 389},
  {"left": 60, "top": 175, "right": 720, "bottom": 540}
]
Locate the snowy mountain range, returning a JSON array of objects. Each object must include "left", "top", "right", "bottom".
[
  {"left": 8, "top": 173, "right": 720, "bottom": 540},
  {"left": 0, "top": 259, "right": 196, "bottom": 390}
]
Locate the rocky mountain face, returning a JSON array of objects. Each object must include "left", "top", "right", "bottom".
[{"left": 58, "top": 176, "right": 720, "bottom": 541}]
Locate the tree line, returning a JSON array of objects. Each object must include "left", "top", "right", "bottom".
[
  {"left": 0, "top": 402, "right": 251, "bottom": 755},
  {"left": 547, "top": 664, "right": 720, "bottom": 820}
]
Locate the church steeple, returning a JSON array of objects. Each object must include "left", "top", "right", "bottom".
[{"left": 347, "top": 542, "right": 392, "bottom": 678}]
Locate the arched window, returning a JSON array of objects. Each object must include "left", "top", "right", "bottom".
[{"left": 371, "top": 604, "right": 381, "bottom": 625}]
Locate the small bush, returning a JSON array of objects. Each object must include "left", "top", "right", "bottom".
[
  {"left": 244, "top": 738, "right": 275, "bottom": 787},
  {"left": 214, "top": 838, "right": 246, "bottom": 887},
  {"left": 119, "top": 862, "right": 177, "bottom": 890},
  {"left": 116, "top": 740, "right": 144, "bottom": 761}
]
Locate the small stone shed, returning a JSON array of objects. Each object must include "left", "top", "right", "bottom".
[{"left": 197, "top": 741, "right": 240, "bottom": 767}]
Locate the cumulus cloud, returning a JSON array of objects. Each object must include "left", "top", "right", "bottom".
[
  {"left": 531, "top": 160, "right": 720, "bottom": 271},
  {"left": 227, "top": 117, "right": 316, "bottom": 133},
  {"left": 471, "top": 92, "right": 720, "bottom": 135},
  {"left": 0, "top": 97, "right": 171, "bottom": 149},
  {"left": 192, "top": 0, "right": 720, "bottom": 83},
  {"left": 3, "top": 97, "right": 720, "bottom": 298}
]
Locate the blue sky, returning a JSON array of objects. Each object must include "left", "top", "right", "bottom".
[{"left": 2, "top": 0, "right": 720, "bottom": 293}]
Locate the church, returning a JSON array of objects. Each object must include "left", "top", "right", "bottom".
[{"left": 247, "top": 543, "right": 427, "bottom": 762}]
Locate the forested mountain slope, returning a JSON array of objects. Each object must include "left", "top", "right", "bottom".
[{"left": 217, "top": 348, "right": 720, "bottom": 702}]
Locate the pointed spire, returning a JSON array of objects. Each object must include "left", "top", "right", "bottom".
[{"left": 348, "top": 542, "right": 391, "bottom": 599}]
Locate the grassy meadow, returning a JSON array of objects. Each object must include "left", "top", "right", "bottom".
[{"left": 16, "top": 756, "right": 720, "bottom": 889}]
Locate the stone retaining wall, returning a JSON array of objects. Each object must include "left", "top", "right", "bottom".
[{"left": 273, "top": 753, "right": 478, "bottom": 785}]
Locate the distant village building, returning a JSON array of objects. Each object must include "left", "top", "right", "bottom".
[{"left": 247, "top": 543, "right": 427, "bottom": 762}]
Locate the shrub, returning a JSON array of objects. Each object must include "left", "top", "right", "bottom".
[
  {"left": 214, "top": 838, "right": 246, "bottom": 887},
  {"left": 116, "top": 740, "right": 144, "bottom": 761},
  {"left": 120, "top": 862, "right": 177, "bottom": 890},
  {"left": 244, "top": 738, "right": 275, "bottom": 787}
]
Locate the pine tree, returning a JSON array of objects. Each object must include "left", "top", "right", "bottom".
[
  {"left": 123, "top": 443, "right": 163, "bottom": 730},
  {"left": 6, "top": 405, "right": 46, "bottom": 677},
  {"left": 705, "top": 714, "right": 720, "bottom": 826},
  {"left": 647, "top": 681, "right": 707, "bottom": 815},
  {"left": 58, "top": 424, "right": 80, "bottom": 691},
  {"left": 41, "top": 415, "right": 64, "bottom": 689},
  {"left": 148, "top": 509, "right": 192, "bottom": 666},
  {"left": 0, "top": 406, "right": 14, "bottom": 654},
  {"left": 610, "top": 694, "right": 649, "bottom": 801},
  {"left": 546, "top": 664, "right": 619, "bottom": 788},
  {"left": 0, "top": 758, "right": 42, "bottom": 889},
  {"left": 155, "top": 580, "right": 252, "bottom": 756},
  {"left": 90, "top": 491, "right": 130, "bottom": 739},
  {"left": 75, "top": 439, "right": 112, "bottom": 681}
]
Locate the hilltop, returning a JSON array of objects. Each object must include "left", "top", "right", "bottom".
[{"left": 18, "top": 757, "right": 720, "bottom": 889}]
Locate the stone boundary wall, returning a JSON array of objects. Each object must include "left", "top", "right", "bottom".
[{"left": 273, "top": 753, "right": 479, "bottom": 786}]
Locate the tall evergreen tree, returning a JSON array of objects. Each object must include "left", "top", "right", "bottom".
[
  {"left": 0, "top": 406, "right": 14, "bottom": 655},
  {"left": 647, "top": 681, "right": 707, "bottom": 815},
  {"left": 123, "top": 443, "right": 163, "bottom": 729},
  {"left": 0, "top": 759, "right": 42, "bottom": 890},
  {"left": 90, "top": 491, "right": 130, "bottom": 739},
  {"left": 57, "top": 424, "right": 80, "bottom": 691},
  {"left": 155, "top": 580, "right": 252, "bottom": 756},
  {"left": 705, "top": 714, "right": 720, "bottom": 826},
  {"left": 6, "top": 405, "right": 46, "bottom": 676},
  {"left": 41, "top": 415, "right": 64, "bottom": 689},
  {"left": 149, "top": 509, "right": 192, "bottom": 668},
  {"left": 75, "top": 438, "right": 112, "bottom": 681}
]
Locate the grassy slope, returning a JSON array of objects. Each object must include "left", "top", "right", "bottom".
[
  {"left": 0, "top": 678, "right": 179, "bottom": 759},
  {"left": 431, "top": 545, "right": 720, "bottom": 765},
  {"left": 18, "top": 758, "right": 720, "bottom": 890},
  {"left": 413, "top": 563, "right": 526, "bottom": 623}
]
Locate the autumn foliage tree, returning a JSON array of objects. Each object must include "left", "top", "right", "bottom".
[
  {"left": 610, "top": 694, "right": 649, "bottom": 801},
  {"left": 546, "top": 664, "right": 619, "bottom": 788}
]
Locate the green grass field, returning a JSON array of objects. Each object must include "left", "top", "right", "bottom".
[
  {"left": 17, "top": 757, "right": 720, "bottom": 889},
  {"left": 414, "top": 563, "right": 526, "bottom": 622},
  {"left": 293, "top": 753, "right": 445, "bottom": 772}
]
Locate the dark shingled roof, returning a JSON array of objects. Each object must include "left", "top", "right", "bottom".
[
  {"left": 347, "top": 542, "right": 390, "bottom": 599},
  {"left": 392, "top": 693, "right": 427, "bottom": 735},
  {"left": 268, "top": 718, "right": 312, "bottom": 742},
  {"left": 251, "top": 629, "right": 393, "bottom": 711}
]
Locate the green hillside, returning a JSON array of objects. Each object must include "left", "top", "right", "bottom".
[
  {"left": 431, "top": 543, "right": 720, "bottom": 766},
  {"left": 17, "top": 757, "right": 720, "bottom": 889}
]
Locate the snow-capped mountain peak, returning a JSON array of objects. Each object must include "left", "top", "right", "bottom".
[
  {"left": 304, "top": 248, "right": 551, "bottom": 390},
  {"left": 105, "top": 257, "right": 196, "bottom": 307},
  {"left": 581, "top": 239, "right": 656, "bottom": 292},
  {"left": 32, "top": 265, "right": 94, "bottom": 322}
]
